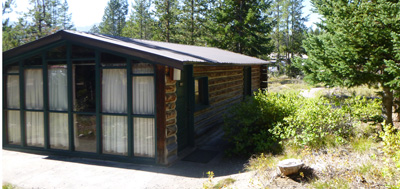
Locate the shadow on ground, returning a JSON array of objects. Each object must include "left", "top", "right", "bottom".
[{"left": 43, "top": 127, "right": 248, "bottom": 178}]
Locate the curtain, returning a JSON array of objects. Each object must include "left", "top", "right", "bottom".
[
  {"left": 7, "top": 75, "right": 20, "bottom": 109},
  {"left": 49, "top": 113, "right": 68, "bottom": 149},
  {"left": 48, "top": 66, "right": 69, "bottom": 150},
  {"left": 102, "top": 116, "right": 127, "bottom": 155},
  {"left": 7, "top": 110, "right": 21, "bottom": 145},
  {"left": 132, "top": 63, "right": 154, "bottom": 74},
  {"left": 102, "top": 69, "right": 127, "bottom": 113},
  {"left": 26, "top": 112, "right": 44, "bottom": 147},
  {"left": 134, "top": 117, "right": 155, "bottom": 158},
  {"left": 132, "top": 76, "right": 154, "bottom": 114},
  {"left": 49, "top": 66, "right": 68, "bottom": 111},
  {"left": 102, "top": 69, "right": 127, "bottom": 155},
  {"left": 25, "top": 69, "right": 44, "bottom": 147},
  {"left": 25, "top": 69, "right": 43, "bottom": 110}
]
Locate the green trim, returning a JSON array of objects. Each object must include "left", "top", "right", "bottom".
[
  {"left": 95, "top": 50, "right": 102, "bottom": 155},
  {"left": 243, "top": 66, "right": 252, "bottom": 97},
  {"left": 19, "top": 60, "right": 26, "bottom": 147},
  {"left": 4, "top": 41, "right": 67, "bottom": 66},
  {"left": 127, "top": 58, "right": 133, "bottom": 157},
  {"left": 132, "top": 73, "right": 154, "bottom": 77},
  {"left": 2, "top": 74, "right": 7, "bottom": 146},
  {"left": 67, "top": 42, "right": 74, "bottom": 151},
  {"left": 153, "top": 63, "right": 157, "bottom": 164},
  {"left": 186, "top": 65, "right": 195, "bottom": 147},
  {"left": 194, "top": 76, "right": 210, "bottom": 112},
  {"left": 43, "top": 53, "right": 50, "bottom": 149}
]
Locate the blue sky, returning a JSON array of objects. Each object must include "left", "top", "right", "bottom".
[{"left": 4, "top": 0, "right": 320, "bottom": 31}]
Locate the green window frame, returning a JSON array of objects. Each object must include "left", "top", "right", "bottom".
[{"left": 194, "top": 76, "right": 209, "bottom": 111}]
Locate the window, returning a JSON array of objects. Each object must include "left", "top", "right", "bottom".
[
  {"left": 102, "top": 68, "right": 128, "bottom": 156},
  {"left": 25, "top": 68, "right": 44, "bottom": 147},
  {"left": 132, "top": 63, "right": 155, "bottom": 158},
  {"left": 195, "top": 77, "right": 209, "bottom": 109},
  {"left": 73, "top": 61, "right": 96, "bottom": 152},
  {"left": 6, "top": 65, "right": 21, "bottom": 145},
  {"left": 48, "top": 63, "right": 68, "bottom": 150}
]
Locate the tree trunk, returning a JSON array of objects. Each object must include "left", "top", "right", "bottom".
[{"left": 382, "top": 86, "right": 394, "bottom": 126}]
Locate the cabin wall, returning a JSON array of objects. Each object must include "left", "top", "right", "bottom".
[
  {"left": 164, "top": 68, "right": 178, "bottom": 164},
  {"left": 251, "top": 65, "right": 261, "bottom": 92},
  {"left": 192, "top": 65, "right": 244, "bottom": 138}
]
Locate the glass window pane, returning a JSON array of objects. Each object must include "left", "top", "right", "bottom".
[
  {"left": 134, "top": 117, "right": 155, "bottom": 158},
  {"left": 49, "top": 113, "right": 69, "bottom": 150},
  {"left": 71, "top": 45, "right": 95, "bottom": 59},
  {"left": 47, "top": 45, "right": 66, "bottom": 59},
  {"left": 195, "top": 79, "right": 200, "bottom": 104},
  {"left": 102, "top": 69, "right": 127, "bottom": 113},
  {"left": 49, "top": 65, "right": 68, "bottom": 111},
  {"left": 25, "top": 69, "right": 43, "bottom": 110},
  {"left": 133, "top": 76, "right": 154, "bottom": 114},
  {"left": 73, "top": 64, "right": 96, "bottom": 112},
  {"left": 7, "top": 110, "right": 21, "bottom": 145},
  {"left": 101, "top": 53, "right": 126, "bottom": 67},
  {"left": 26, "top": 111, "right": 44, "bottom": 147},
  {"left": 24, "top": 55, "right": 42, "bottom": 66},
  {"left": 7, "top": 66, "right": 19, "bottom": 73},
  {"left": 74, "top": 114, "right": 96, "bottom": 152},
  {"left": 132, "top": 63, "right": 154, "bottom": 74},
  {"left": 7, "top": 75, "right": 20, "bottom": 109},
  {"left": 102, "top": 116, "right": 127, "bottom": 156}
]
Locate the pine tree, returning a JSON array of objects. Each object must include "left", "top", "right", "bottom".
[
  {"left": 208, "top": 0, "right": 274, "bottom": 58},
  {"left": 297, "top": 0, "right": 400, "bottom": 125},
  {"left": 58, "top": 0, "right": 74, "bottom": 30},
  {"left": 99, "top": 0, "right": 129, "bottom": 36},
  {"left": 178, "top": 0, "right": 209, "bottom": 45},
  {"left": 123, "top": 0, "right": 154, "bottom": 39},
  {"left": 153, "top": 0, "right": 181, "bottom": 42}
]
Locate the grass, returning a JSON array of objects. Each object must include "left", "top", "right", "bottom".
[
  {"left": 2, "top": 184, "right": 17, "bottom": 189},
  {"left": 213, "top": 178, "right": 236, "bottom": 189}
]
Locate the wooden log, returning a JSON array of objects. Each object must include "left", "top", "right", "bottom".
[
  {"left": 166, "top": 109, "right": 177, "bottom": 121},
  {"left": 165, "top": 93, "right": 177, "bottom": 103},
  {"left": 156, "top": 65, "right": 167, "bottom": 165}
]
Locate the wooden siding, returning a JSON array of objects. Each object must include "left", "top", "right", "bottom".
[
  {"left": 251, "top": 65, "right": 261, "bottom": 92},
  {"left": 164, "top": 67, "right": 178, "bottom": 164},
  {"left": 193, "top": 65, "right": 244, "bottom": 137}
]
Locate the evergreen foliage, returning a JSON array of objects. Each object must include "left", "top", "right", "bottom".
[
  {"left": 296, "top": 0, "right": 400, "bottom": 125},
  {"left": 122, "top": 0, "right": 154, "bottom": 39},
  {"left": 207, "top": 0, "right": 274, "bottom": 58},
  {"left": 153, "top": 0, "right": 181, "bottom": 42},
  {"left": 99, "top": 0, "right": 129, "bottom": 36}
]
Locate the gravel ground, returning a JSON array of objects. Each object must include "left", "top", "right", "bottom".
[{"left": 2, "top": 149, "right": 255, "bottom": 189}]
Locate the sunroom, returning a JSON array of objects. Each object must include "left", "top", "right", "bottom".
[{"left": 3, "top": 30, "right": 269, "bottom": 165}]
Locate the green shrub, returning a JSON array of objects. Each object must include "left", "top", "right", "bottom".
[
  {"left": 272, "top": 97, "right": 351, "bottom": 148},
  {"left": 224, "top": 91, "right": 383, "bottom": 155},
  {"left": 223, "top": 91, "right": 300, "bottom": 156}
]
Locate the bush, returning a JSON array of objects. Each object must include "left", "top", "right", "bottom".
[
  {"left": 272, "top": 97, "right": 351, "bottom": 148},
  {"left": 223, "top": 91, "right": 300, "bottom": 156},
  {"left": 224, "top": 91, "right": 383, "bottom": 156}
]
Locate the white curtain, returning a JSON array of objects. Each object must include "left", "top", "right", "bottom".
[
  {"left": 26, "top": 112, "right": 44, "bottom": 147},
  {"left": 7, "top": 110, "right": 21, "bottom": 145},
  {"left": 102, "top": 69, "right": 127, "bottom": 113},
  {"left": 49, "top": 66, "right": 68, "bottom": 111},
  {"left": 102, "top": 69, "right": 127, "bottom": 155},
  {"left": 49, "top": 113, "right": 69, "bottom": 149},
  {"left": 134, "top": 117, "right": 155, "bottom": 157},
  {"left": 48, "top": 66, "right": 69, "bottom": 150},
  {"left": 132, "top": 63, "right": 154, "bottom": 74},
  {"left": 7, "top": 75, "right": 20, "bottom": 109},
  {"left": 25, "top": 69, "right": 44, "bottom": 147},
  {"left": 102, "top": 116, "right": 127, "bottom": 155},
  {"left": 25, "top": 69, "right": 43, "bottom": 110},
  {"left": 133, "top": 76, "right": 154, "bottom": 114}
]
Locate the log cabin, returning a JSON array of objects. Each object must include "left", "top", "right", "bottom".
[{"left": 2, "top": 30, "right": 270, "bottom": 165}]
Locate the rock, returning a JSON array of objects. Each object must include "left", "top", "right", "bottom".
[{"left": 277, "top": 159, "right": 304, "bottom": 176}]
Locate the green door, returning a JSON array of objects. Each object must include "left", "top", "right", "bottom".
[{"left": 176, "top": 65, "right": 195, "bottom": 151}]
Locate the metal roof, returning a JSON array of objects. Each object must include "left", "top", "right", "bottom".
[{"left": 3, "top": 30, "right": 272, "bottom": 69}]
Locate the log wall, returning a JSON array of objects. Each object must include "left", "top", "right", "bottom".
[
  {"left": 251, "top": 65, "right": 261, "bottom": 92},
  {"left": 164, "top": 67, "right": 178, "bottom": 164},
  {"left": 193, "top": 65, "right": 244, "bottom": 137}
]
